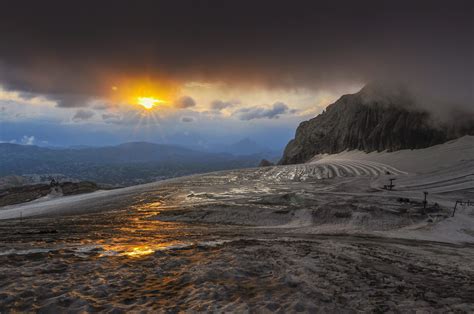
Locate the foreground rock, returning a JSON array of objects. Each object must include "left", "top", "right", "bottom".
[
  {"left": 0, "top": 181, "right": 99, "bottom": 207},
  {"left": 280, "top": 84, "right": 474, "bottom": 164}
]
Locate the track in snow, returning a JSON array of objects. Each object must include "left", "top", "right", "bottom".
[
  {"left": 392, "top": 161, "right": 474, "bottom": 194},
  {"left": 260, "top": 159, "right": 406, "bottom": 182},
  {"left": 259, "top": 157, "right": 472, "bottom": 196}
]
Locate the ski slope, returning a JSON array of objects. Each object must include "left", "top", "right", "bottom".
[
  {"left": 0, "top": 136, "right": 472, "bottom": 221},
  {"left": 312, "top": 135, "right": 473, "bottom": 174},
  {"left": 260, "top": 159, "right": 406, "bottom": 182},
  {"left": 309, "top": 135, "right": 474, "bottom": 196}
]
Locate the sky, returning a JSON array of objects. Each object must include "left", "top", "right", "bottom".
[{"left": 0, "top": 0, "right": 472, "bottom": 150}]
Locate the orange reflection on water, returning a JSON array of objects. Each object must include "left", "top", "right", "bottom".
[
  {"left": 134, "top": 201, "right": 163, "bottom": 211},
  {"left": 122, "top": 246, "right": 155, "bottom": 257},
  {"left": 99, "top": 241, "right": 187, "bottom": 258},
  {"left": 85, "top": 199, "right": 194, "bottom": 259}
]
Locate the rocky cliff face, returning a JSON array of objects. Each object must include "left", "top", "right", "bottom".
[{"left": 280, "top": 85, "right": 473, "bottom": 165}]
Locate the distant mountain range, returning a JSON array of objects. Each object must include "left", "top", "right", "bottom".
[
  {"left": 280, "top": 84, "right": 474, "bottom": 164},
  {"left": 0, "top": 142, "right": 271, "bottom": 186},
  {"left": 204, "top": 138, "right": 280, "bottom": 156}
]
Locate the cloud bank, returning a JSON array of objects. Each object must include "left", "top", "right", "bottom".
[{"left": 0, "top": 0, "right": 471, "bottom": 112}]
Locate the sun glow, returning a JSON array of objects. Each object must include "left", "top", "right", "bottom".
[
  {"left": 106, "top": 76, "right": 179, "bottom": 111},
  {"left": 137, "top": 96, "right": 165, "bottom": 110}
]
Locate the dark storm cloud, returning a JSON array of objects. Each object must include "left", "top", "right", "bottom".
[
  {"left": 235, "top": 102, "right": 290, "bottom": 120},
  {"left": 174, "top": 96, "right": 196, "bottom": 109},
  {"left": 0, "top": 0, "right": 472, "bottom": 110}
]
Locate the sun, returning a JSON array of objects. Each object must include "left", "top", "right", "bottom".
[{"left": 137, "top": 96, "right": 165, "bottom": 110}]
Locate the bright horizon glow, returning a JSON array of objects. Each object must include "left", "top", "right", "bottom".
[{"left": 137, "top": 97, "right": 165, "bottom": 110}]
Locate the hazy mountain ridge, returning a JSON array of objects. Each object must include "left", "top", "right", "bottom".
[
  {"left": 191, "top": 138, "right": 281, "bottom": 159},
  {"left": 280, "top": 85, "right": 474, "bottom": 165},
  {"left": 0, "top": 142, "right": 263, "bottom": 186}
]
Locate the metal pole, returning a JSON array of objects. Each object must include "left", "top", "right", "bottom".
[{"left": 452, "top": 201, "right": 458, "bottom": 217}]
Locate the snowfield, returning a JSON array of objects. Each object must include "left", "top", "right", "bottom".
[
  {"left": 311, "top": 135, "right": 474, "bottom": 196},
  {"left": 260, "top": 159, "right": 406, "bottom": 182},
  {"left": 1, "top": 136, "right": 473, "bottom": 244},
  {"left": 1, "top": 136, "right": 473, "bottom": 312}
]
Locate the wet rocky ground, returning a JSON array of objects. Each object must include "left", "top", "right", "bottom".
[
  {"left": 0, "top": 168, "right": 473, "bottom": 312},
  {"left": 0, "top": 210, "right": 473, "bottom": 312}
]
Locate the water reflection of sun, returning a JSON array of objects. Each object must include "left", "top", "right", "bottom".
[
  {"left": 123, "top": 246, "right": 155, "bottom": 257},
  {"left": 90, "top": 199, "right": 191, "bottom": 259},
  {"left": 99, "top": 242, "right": 185, "bottom": 258}
]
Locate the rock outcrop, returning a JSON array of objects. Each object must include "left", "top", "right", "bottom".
[
  {"left": 0, "top": 181, "right": 99, "bottom": 207},
  {"left": 258, "top": 159, "right": 275, "bottom": 167},
  {"left": 280, "top": 84, "right": 474, "bottom": 165}
]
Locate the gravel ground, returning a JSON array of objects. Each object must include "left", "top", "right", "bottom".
[{"left": 0, "top": 162, "right": 473, "bottom": 312}]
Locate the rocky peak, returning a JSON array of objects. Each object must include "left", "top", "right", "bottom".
[{"left": 279, "top": 85, "right": 473, "bottom": 165}]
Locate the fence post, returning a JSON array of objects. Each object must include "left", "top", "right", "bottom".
[
  {"left": 452, "top": 201, "right": 458, "bottom": 217},
  {"left": 423, "top": 192, "right": 428, "bottom": 209}
]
